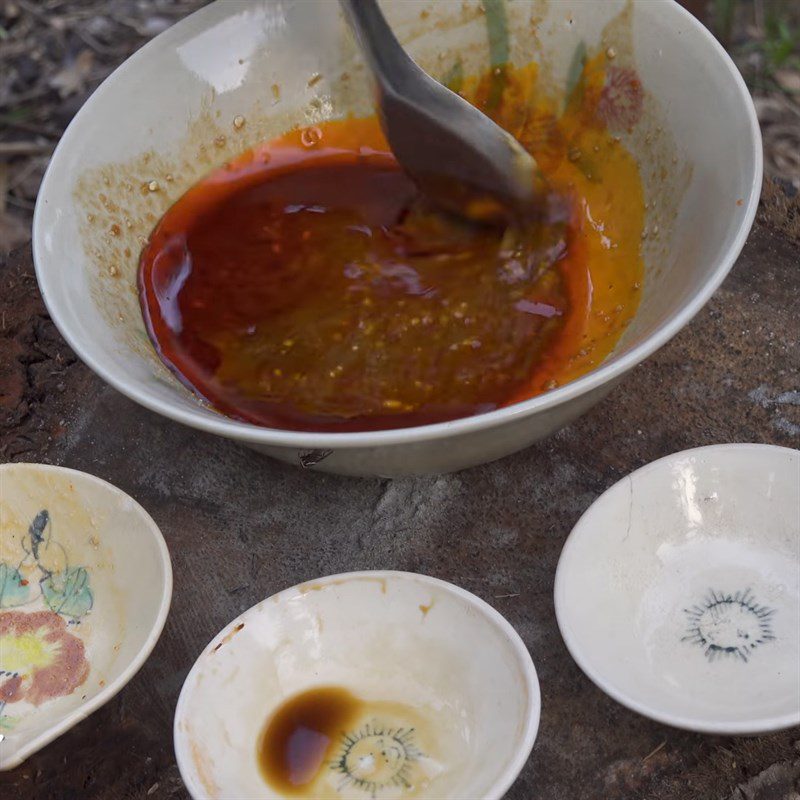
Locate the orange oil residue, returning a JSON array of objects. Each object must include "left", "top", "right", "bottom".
[{"left": 477, "top": 55, "right": 645, "bottom": 398}]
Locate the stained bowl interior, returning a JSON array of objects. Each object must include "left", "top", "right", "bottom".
[
  {"left": 174, "top": 572, "right": 539, "bottom": 799},
  {"left": 33, "top": 0, "right": 760, "bottom": 452}
]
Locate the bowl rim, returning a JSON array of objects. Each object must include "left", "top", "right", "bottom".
[
  {"left": 553, "top": 443, "right": 800, "bottom": 735},
  {"left": 173, "top": 569, "right": 541, "bottom": 800},
  {"left": 0, "top": 462, "right": 173, "bottom": 770},
  {"left": 32, "top": 0, "right": 763, "bottom": 450}
]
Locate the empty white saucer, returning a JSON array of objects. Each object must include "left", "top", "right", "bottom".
[{"left": 555, "top": 444, "right": 800, "bottom": 735}]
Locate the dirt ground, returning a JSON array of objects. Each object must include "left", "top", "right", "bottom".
[
  {"left": 0, "top": 0, "right": 209, "bottom": 253},
  {"left": 1, "top": 0, "right": 799, "bottom": 255}
]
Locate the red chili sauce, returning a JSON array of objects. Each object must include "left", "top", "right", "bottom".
[{"left": 139, "top": 119, "right": 570, "bottom": 432}]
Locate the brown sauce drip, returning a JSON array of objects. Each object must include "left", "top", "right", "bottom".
[{"left": 257, "top": 686, "right": 363, "bottom": 795}]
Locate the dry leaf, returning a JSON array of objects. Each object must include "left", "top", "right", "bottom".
[
  {"left": 141, "top": 16, "right": 172, "bottom": 37},
  {"left": 0, "top": 159, "right": 7, "bottom": 210},
  {"left": 775, "top": 69, "right": 800, "bottom": 94},
  {"left": 1, "top": 0, "right": 20, "bottom": 20},
  {"left": 0, "top": 162, "right": 30, "bottom": 254},
  {"left": 49, "top": 49, "right": 95, "bottom": 99},
  {"left": 0, "top": 212, "right": 31, "bottom": 255}
]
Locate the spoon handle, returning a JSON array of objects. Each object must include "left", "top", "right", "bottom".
[{"left": 338, "top": 0, "right": 421, "bottom": 93}]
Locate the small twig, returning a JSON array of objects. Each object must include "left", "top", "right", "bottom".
[
  {"left": 129, "top": 2, "right": 207, "bottom": 18},
  {"left": 777, "top": 94, "right": 800, "bottom": 118},
  {"left": 0, "top": 115, "right": 62, "bottom": 139},
  {"left": 15, "top": 0, "right": 51, "bottom": 25},
  {"left": 754, "top": 0, "right": 764, "bottom": 33},
  {"left": 51, "top": 3, "right": 106, "bottom": 20},
  {"left": 0, "top": 162, "right": 6, "bottom": 213},
  {"left": 6, "top": 157, "right": 46, "bottom": 192},
  {"left": 642, "top": 740, "right": 667, "bottom": 763},
  {"left": 0, "top": 141, "right": 53, "bottom": 157},
  {"left": 494, "top": 592, "right": 520, "bottom": 599},
  {"left": 113, "top": 16, "right": 151, "bottom": 37},
  {"left": 0, "top": 39, "right": 38, "bottom": 59},
  {"left": 72, "top": 26, "right": 124, "bottom": 57},
  {"left": 0, "top": 86, "right": 53, "bottom": 111},
  {"left": 5, "top": 194, "right": 35, "bottom": 210}
]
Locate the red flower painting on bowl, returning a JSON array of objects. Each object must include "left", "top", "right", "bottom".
[{"left": 0, "top": 610, "right": 90, "bottom": 707}]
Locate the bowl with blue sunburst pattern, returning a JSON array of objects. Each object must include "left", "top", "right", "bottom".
[{"left": 555, "top": 444, "right": 799, "bottom": 735}]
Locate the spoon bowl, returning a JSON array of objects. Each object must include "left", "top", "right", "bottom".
[{"left": 340, "top": 0, "right": 545, "bottom": 223}]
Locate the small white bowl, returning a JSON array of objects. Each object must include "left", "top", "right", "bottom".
[
  {"left": 0, "top": 463, "right": 172, "bottom": 769},
  {"left": 174, "top": 571, "right": 540, "bottom": 799},
  {"left": 555, "top": 444, "right": 800, "bottom": 735}
]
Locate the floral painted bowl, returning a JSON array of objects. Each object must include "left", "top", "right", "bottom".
[
  {"left": 555, "top": 444, "right": 800, "bottom": 735},
  {"left": 174, "top": 571, "right": 540, "bottom": 799},
  {"left": 0, "top": 463, "right": 172, "bottom": 769}
]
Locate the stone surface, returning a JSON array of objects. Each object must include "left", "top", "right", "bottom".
[{"left": 0, "top": 219, "right": 798, "bottom": 799}]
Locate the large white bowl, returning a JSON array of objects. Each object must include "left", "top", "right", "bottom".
[
  {"left": 174, "top": 571, "right": 540, "bottom": 799},
  {"left": 33, "top": 0, "right": 761, "bottom": 476}
]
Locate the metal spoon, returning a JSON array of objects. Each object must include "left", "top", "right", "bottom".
[{"left": 339, "top": 0, "right": 545, "bottom": 224}]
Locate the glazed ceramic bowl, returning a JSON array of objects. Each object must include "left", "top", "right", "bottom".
[
  {"left": 33, "top": 0, "right": 761, "bottom": 476},
  {"left": 555, "top": 444, "right": 800, "bottom": 735},
  {"left": 0, "top": 463, "right": 171, "bottom": 769},
  {"left": 174, "top": 571, "right": 540, "bottom": 799}
]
